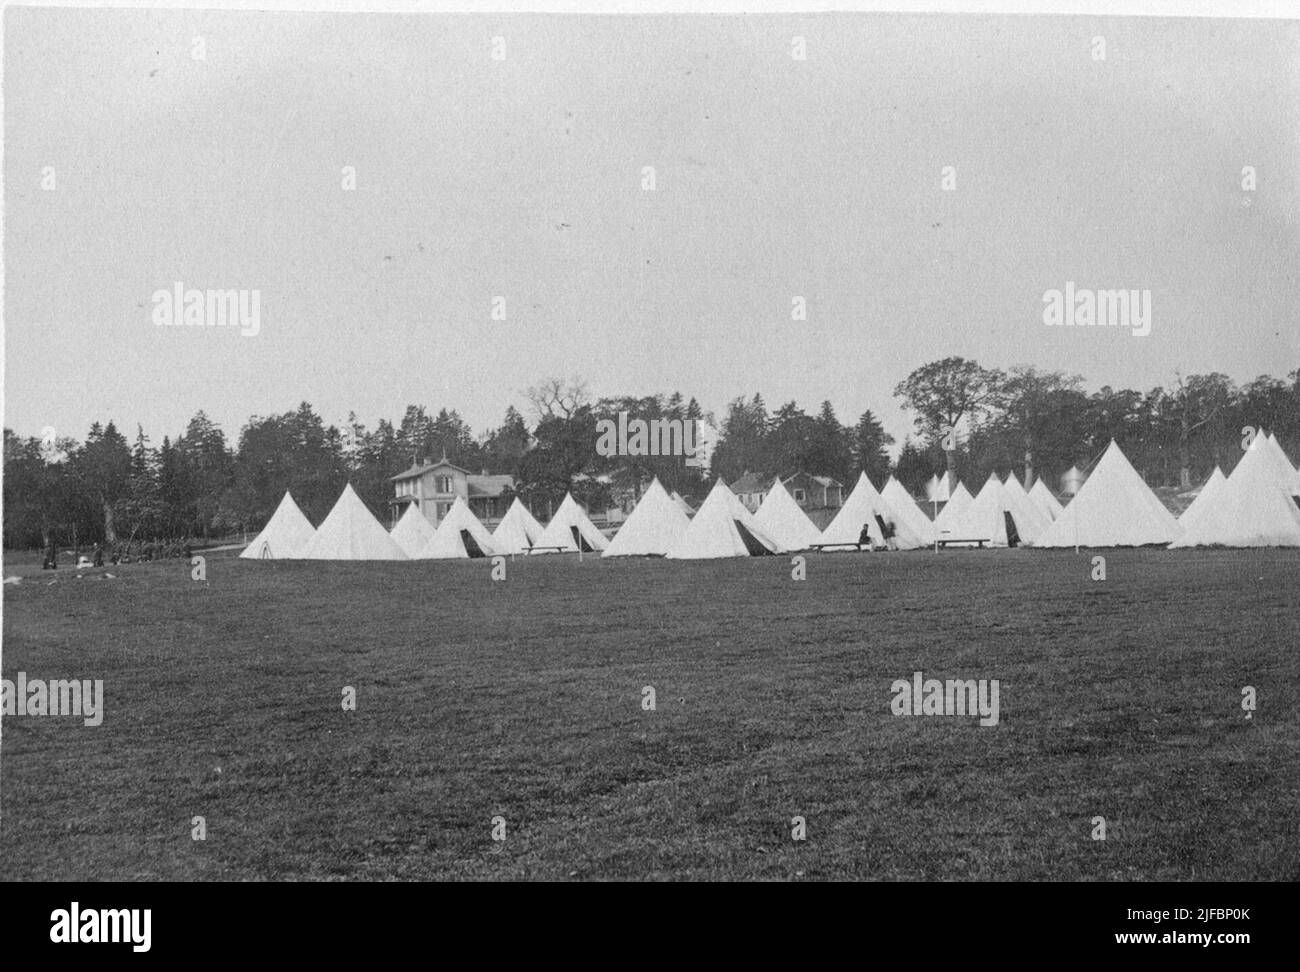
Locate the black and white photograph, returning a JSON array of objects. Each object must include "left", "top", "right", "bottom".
[{"left": 0, "top": 0, "right": 1295, "bottom": 939}]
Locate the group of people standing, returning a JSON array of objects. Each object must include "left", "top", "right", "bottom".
[{"left": 41, "top": 538, "right": 194, "bottom": 569}]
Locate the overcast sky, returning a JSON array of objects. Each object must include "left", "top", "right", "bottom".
[{"left": 5, "top": 10, "right": 1298, "bottom": 452}]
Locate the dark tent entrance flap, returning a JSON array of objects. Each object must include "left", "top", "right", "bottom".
[
  {"left": 734, "top": 520, "right": 773, "bottom": 556},
  {"left": 461, "top": 529, "right": 487, "bottom": 558},
  {"left": 570, "top": 525, "right": 595, "bottom": 553},
  {"left": 1003, "top": 511, "right": 1021, "bottom": 548}
]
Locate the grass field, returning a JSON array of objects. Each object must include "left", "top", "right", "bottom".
[{"left": 2, "top": 547, "right": 1297, "bottom": 881}]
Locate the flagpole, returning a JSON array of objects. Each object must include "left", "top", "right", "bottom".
[{"left": 1074, "top": 478, "right": 1079, "bottom": 554}]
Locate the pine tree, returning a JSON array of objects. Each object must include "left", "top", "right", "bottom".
[{"left": 851, "top": 409, "right": 894, "bottom": 485}]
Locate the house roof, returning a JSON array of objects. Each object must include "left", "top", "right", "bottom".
[
  {"left": 467, "top": 475, "right": 515, "bottom": 498},
  {"left": 390, "top": 457, "right": 473, "bottom": 481},
  {"left": 780, "top": 471, "right": 844, "bottom": 490},
  {"left": 729, "top": 471, "right": 771, "bottom": 495},
  {"left": 390, "top": 464, "right": 426, "bottom": 481}
]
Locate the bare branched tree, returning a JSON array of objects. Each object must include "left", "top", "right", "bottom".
[{"left": 524, "top": 376, "right": 590, "bottom": 420}]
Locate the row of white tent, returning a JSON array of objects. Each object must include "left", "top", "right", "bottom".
[
  {"left": 617, "top": 432, "right": 1300, "bottom": 554},
  {"left": 241, "top": 486, "right": 611, "bottom": 561},
  {"left": 241, "top": 432, "right": 1300, "bottom": 561},
  {"left": 915, "top": 432, "right": 1300, "bottom": 548},
  {"left": 1171, "top": 431, "right": 1300, "bottom": 547}
]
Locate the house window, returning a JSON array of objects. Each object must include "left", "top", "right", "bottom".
[
  {"left": 436, "top": 502, "right": 452, "bottom": 520},
  {"left": 437, "top": 476, "right": 453, "bottom": 493},
  {"left": 794, "top": 489, "right": 806, "bottom": 504}
]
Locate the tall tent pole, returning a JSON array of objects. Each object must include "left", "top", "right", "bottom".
[{"left": 1074, "top": 468, "right": 1080, "bottom": 553}]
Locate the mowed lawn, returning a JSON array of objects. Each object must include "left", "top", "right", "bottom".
[{"left": 1, "top": 547, "right": 1297, "bottom": 881}]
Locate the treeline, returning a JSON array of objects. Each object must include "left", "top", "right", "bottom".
[
  {"left": 886, "top": 360, "right": 1300, "bottom": 495},
  {"left": 1, "top": 384, "right": 709, "bottom": 549},
  {"left": 707, "top": 362, "right": 1300, "bottom": 498},
  {"left": 4, "top": 402, "right": 529, "bottom": 550},
  {"left": 4, "top": 362, "right": 1297, "bottom": 550},
  {"left": 709, "top": 397, "right": 893, "bottom": 486}
]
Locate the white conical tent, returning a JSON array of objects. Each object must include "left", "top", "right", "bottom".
[
  {"left": 1000, "top": 472, "right": 1053, "bottom": 544},
  {"left": 1061, "top": 465, "right": 1087, "bottom": 495},
  {"left": 882, "top": 476, "right": 936, "bottom": 545},
  {"left": 418, "top": 496, "right": 499, "bottom": 559},
  {"left": 940, "top": 473, "right": 1049, "bottom": 546},
  {"left": 241, "top": 491, "right": 316, "bottom": 559},
  {"left": 665, "top": 480, "right": 780, "bottom": 559},
  {"left": 1037, "top": 441, "right": 1181, "bottom": 547},
  {"left": 932, "top": 480, "right": 974, "bottom": 538},
  {"left": 670, "top": 491, "right": 694, "bottom": 516},
  {"left": 533, "top": 493, "right": 609, "bottom": 553},
  {"left": 820, "top": 472, "right": 924, "bottom": 549},
  {"left": 1176, "top": 466, "right": 1227, "bottom": 533},
  {"left": 972, "top": 473, "right": 1050, "bottom": 545},
  {"left": 492, "top": 498, "right": 545, "bottom": 554},
  {"left": 1277, "top": 434, "right": 1300, "bottom": 475},
  {"left": 1281, "top": 436, "right": 1300, "bottom": 494},
  {"left": 1271, "top": 432, "right": 1296, "bottom": 463},
  {"left": 390, "top": 503, "right": 437, "bottom": 557},
  {"left": 1028, "top": 477, "right": 1065, "bottom": 522},
  {"left": 300, "top": 484, "right": 409, "bottom": 560},
  {"left": 754, "top": 478, "right": 823, "bottom": 552},
  {"left": 1172, "top": 438, "right": 1300, "bottom": 547},
  {"left": 933, "top": 471, "right": 952, "bottom": 503},
  {"left": 941, "top": 474, "right": 1007, "bottom": 545},
  {"left": 1263, "top": 433, "right": 1300, "bottom": 494},
  {"left": 604, "top": 478, "right": 691, "bottom": 556}
]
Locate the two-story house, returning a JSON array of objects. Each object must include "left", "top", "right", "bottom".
[{"left": 389, "top": 456, "right": 515, "bottom": 529}]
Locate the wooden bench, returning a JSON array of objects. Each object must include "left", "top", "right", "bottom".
[
  {"left": 808, "top": 542, "right": 874, "bottom": 551},
  {"left": 525, "top": 545, "right": 572, "bottom": 554},
  {"left": 936, "top": 538, "right": 989, "bottom": 548}
]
